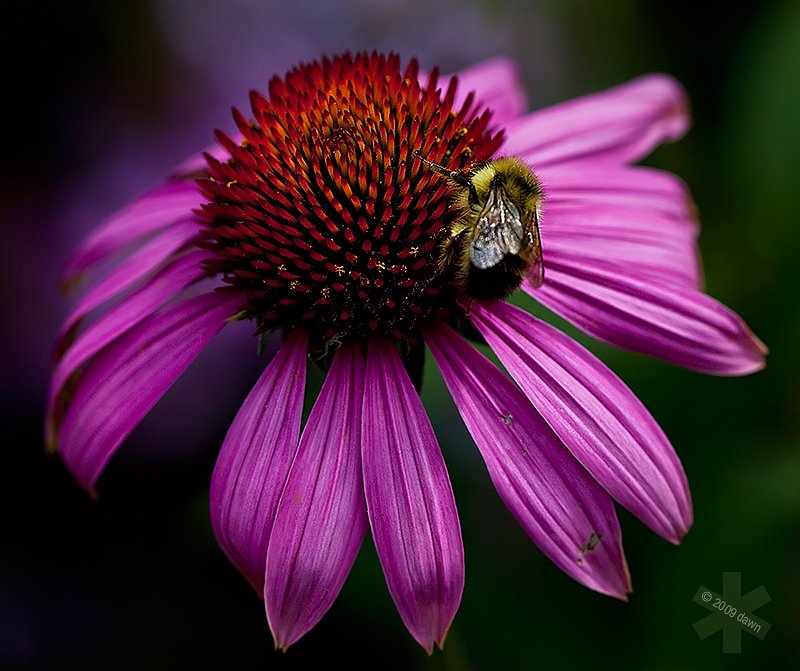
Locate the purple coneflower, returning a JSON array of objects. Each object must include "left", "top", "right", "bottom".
[{"left": 47, "top": 52, "right": 766, "bottom": 652}]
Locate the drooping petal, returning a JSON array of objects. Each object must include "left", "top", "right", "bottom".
[
  {"left": 425, "top": 322, "right": 630, "bottom": 598},
  {"left": 525, "top": 258, "right": 766, "bottom": 375},
  {"left": 362, "top": 338, "right": 464, "bottom": 653},
  {"left": 265, "top": 341, "right": 367, "bottom": 650},
  {"left": 471, "top": 300, "right": 692, "bottom": 544},
  {"left": 58, "top": 291, "right": 240, "bottom": 490},
  {"left": 62, "top": 181, "right": 205, "bottom": 282},
  {"left": 48, "top": 250, "right": 210, "bottom": 437},
  {"left": 449, "top": 57, "right": 526, "bottom": 126},
  {"left": 56, "top": 220, "right": 202, "bottom": 348},
  {"left": 209, "top": 330, "right": 309, "bottom": 592},
  {"left": 502, "top": 74, "right": 689, "bottom": 168},
  {"left": 540, "top": 202, "right": 702, "bottom": 288}
]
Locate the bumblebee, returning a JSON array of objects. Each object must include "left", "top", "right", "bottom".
[{"left": 418, "top": 154, "right": 544, "bottom": 300}]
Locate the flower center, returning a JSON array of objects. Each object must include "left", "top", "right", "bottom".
[{"left": 199, "top": 52, "right": 503, "bottom": 344}]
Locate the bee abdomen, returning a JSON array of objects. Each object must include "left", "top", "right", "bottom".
[{"left": 466, "top": 255, "right": 529, "bottom": 300}]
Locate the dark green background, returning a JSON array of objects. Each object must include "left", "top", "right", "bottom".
[{"left": 2, "top": 1, "right": 797, "bottom": 668}]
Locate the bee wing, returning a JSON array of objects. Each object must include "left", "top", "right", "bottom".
[
  {"left": 527, "top": 208, "right": 545, "bottom": 288},
  {"left": 469, "top": 187, "right": 525, "bottom": 270},
  {"left": 527, "top": 232, "right": 545, "bottom": 287}
]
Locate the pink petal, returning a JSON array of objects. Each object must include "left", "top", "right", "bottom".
[
  {"left": 362, "top": 337, "right": 464, "bottom": 653},
  {"left": 265, "top": 341, "right": 367, "bottom": 650},
  {"left": 58, "top": 291, "right": 239, "bottom": 490},
  {"left": 449, "top": 57, "right": 526, "bottom": 126},
  {"left": 47, "top": 250, "right": 210, "bottom": 441},
  {"left": 502, "top": 74, "right": 689, "bottom": 168},
  {"left": 471, "top": 300, "right": 692, "bottom": 544},
  {"left": 209, "top": 330, "right": 309, "bottom": 592},
  {"left": 62, "top": 181, "right": 205, "bottom": 282},
  {"left": 425, "top": 322, "right": 630, "bottom": 598},
  {"left": 540, "top": 202, "right": 702, "bottom": 288},
  {"left": 540, "top": 163, "right": 697, "bottom": 224},
  {"left": 55, "top": 220, "right": 202, "bottom": 353},
  {"left": 525, "top": 257, "right": 766, "bottom": 375}
]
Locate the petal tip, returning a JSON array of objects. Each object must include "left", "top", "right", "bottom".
[
  {"left": 619, "top": 578, "right": 634, "bottom": 602},
  {"left": 592, "top": 579, "right": 632, "bottom": 602},
  {"left": 435, "top": 627, "right": 451, "bottom": 652},
  {"left": 598, "top": 556, "right": 633, "bottom": 601},
  {"left": 271, "top": 626, "right": 298, "bottom": 654},
  {"left": 637, "top": 72, "right": 691, "bottom": 140},
  {"left": 660, "top": 511, "right": 692, "bottom": 545},
  {"left": 749, "top": 328, "right": 769, "bottom": 359},
  {"left": 591, "top": 560, "right": 633, "bottom": 602},
  {"left": 732, "top": 322, "right": 768, "bottom": 375},
  {"left": 667, "top": 524, "right": 691, "bottom": 546},
  {"left": 409, "top": 616, "right": 456, "bottom": 654}
]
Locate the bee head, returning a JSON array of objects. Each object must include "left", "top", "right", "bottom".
[
  {"left": 464, "top": 163, "right": 502, "bottom": 211},
  {"left": 482, "top": 157, "right": 543, "bottom": 219},
  {"left": 451, "top": 172, "right": 479, "bottom": 207}
]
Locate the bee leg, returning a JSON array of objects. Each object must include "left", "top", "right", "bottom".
[{"left": 440, "top": 228, "right": 470, "bottom": 285}]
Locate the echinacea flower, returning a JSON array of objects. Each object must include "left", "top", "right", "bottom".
[{"left": 47, "top": 52, "right": 766, "bottom": 653}]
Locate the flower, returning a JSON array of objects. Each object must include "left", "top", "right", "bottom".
[{"left": 47, "top": 52, "right": 766, "bottom": 652}]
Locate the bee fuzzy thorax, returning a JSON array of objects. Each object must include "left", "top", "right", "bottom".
[{"left": 443, "top": 156, "right": 544, "bottom": 301}]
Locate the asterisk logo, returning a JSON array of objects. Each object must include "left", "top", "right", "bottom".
[{"left": 693, "top": 572, "right": 771, "bottom": 653}]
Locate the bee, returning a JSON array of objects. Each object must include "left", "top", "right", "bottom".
[{"left": 416, "top": 154, "right": 544, "bottom": 300}]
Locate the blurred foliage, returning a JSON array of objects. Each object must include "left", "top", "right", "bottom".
[{"left": 3, "top": 1, "right": 798, "bottom": 670}]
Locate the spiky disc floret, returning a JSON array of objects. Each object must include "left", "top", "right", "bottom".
[{"left": 198, "top": 52, "right": 502, "bottom": 343}]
